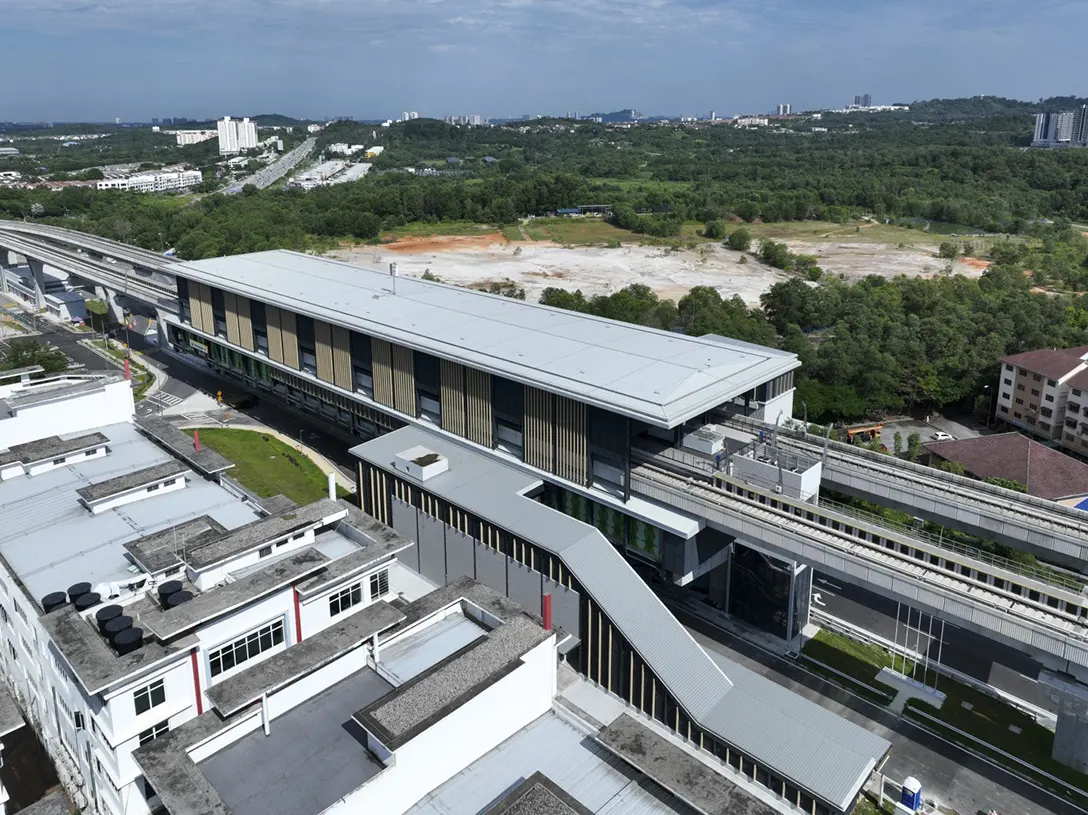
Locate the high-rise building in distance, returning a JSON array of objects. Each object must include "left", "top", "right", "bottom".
[
  {"left": 776, "top": 104, "right": 791, "bottom": 115},
  {"left": 1033, "top": 107, "right": 1088, "bottom": 147},
  {"left": 217, "top": 116, "right": 258, "bottom": 155},
  {"left": 217, "top": 116, "right": 239, "bottom": 154}
]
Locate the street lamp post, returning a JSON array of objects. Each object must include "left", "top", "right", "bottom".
[
  {"left": 801, "top": 400, "right": 808, "bottom": 429},
  {"left": 983, "top": 385, "right": 995, "bottom": 429}
]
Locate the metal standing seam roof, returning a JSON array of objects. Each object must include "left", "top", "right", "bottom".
[
  {"left": 351, "top": 426, "right": 890, "bottom": 809},
  {"left": 176, "top": 250, "right": 798, "bottom": 428}
]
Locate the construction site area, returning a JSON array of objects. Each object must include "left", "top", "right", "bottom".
[{"left": 327, "top": 219, "right": 991, "bottom": 305}]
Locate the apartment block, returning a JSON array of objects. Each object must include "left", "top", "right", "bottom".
[{"left": 996, "top": 346, "right": 1088, "bottom": 444}]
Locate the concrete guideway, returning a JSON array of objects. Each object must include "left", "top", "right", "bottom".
[
  {"left": 0, "top": 220, "right": 179, "bottom": 275},
  {"left": 0, "top": 233, "right": 175, "bottom": 310},
  {"left": 632, "top": 463, "right": 1088, "bottom": 669},
  {"left": 727, "top": 414, "right": 1088, "bottom": 571}
]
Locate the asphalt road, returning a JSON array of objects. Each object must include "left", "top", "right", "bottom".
[
  {"left": 812, "top": 572, "right": 1053, "bottom": 713},
  {"left": 672, "top": 604, "right": 1079, "bottom": 815}
]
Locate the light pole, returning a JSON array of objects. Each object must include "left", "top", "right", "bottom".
[
  {"left": 801, "top": 400, "right": 808, "bottom": 429},
  {"left": 983, "top": 385, "right": 995, "bottom": 429}
]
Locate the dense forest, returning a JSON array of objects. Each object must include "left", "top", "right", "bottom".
[
  {"left": 541, "top": 222, "right": 1088, "bottom": 423},
  {"left": 3, "top": 97, "right": 1088, "bottom": 422}
]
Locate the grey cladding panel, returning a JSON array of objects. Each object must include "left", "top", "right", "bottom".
[
  {"left": 417, "top": 514, "right": 446, "bottom": 586},
  {"left": 445, "top": 528, "right": 475, "bottom": 583},
  {"left": 474, "top": 543, "right": 507, "bottom": 597},
  {"left": 390, "top": 498, "right": 420, "bottom": 571},
  {"left": 507, "top": 560, "right": 542, "bottom": 616},
  {"left": 544, "top": 578, "right": 580, "bottom": 638}
]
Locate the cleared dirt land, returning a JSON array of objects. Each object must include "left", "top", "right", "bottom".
[{"left": 326, "top": 219, "right": 992, "bottom": 306}]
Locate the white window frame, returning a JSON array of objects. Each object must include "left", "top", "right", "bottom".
[
  {"left": 329, "top": 584, "right": 362, "bottom": 617},
  {"left": 133, "top": 679, "right": 166, "bottom": 715},
  {"left": 138, "top": 720, "right": 169, "bottom": 746},
  {"left": 208, "top": 619, "right": 285, "bottom": 678},
  {"left": 369, "top": 569, "right": 389, "bottom": 600}
]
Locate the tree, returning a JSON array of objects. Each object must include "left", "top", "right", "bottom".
[
  {"left": 937, "top": 241, "right": 959, "bottom": 260},
  {"left": 939, "top": 460, "right": 966, "bottom": 475},
  {"left": 982, "top": 476, "right": 1027, "bottom": 493},
  {"left": 758, "top": 239, "right": 793, "bottom": 270},
  {"left": 0, "top": 339, "right": 68, "bottom": 375},
  {"left": 482, "top": 280, "right": 525, "bottom": 300},
  {"left": 893, "top": 431, "right": 903, "bottom": 456},
  {"left": 703, "top": 220, "right": 726, "bottom": 240},
  {"left": 727, "top": 227, "right": 752, "bottom": 252},
  {"left": 906, "top": 432, "right": 922, "bottom": 461}
]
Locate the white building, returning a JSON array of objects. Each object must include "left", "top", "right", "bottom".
[
  {"left": 326, "top": 144, "right": 365, "bottom": 156},
  {"left": 0, "top": 372, "right": 438, "bottom": 815},
  {"left": 236, "top": 118, "right": 258, "bottom": 151},
  {"left": 173, "top": 131, "right": 216, "bottom": 147},
  {"left": 95, "top": 171, "right": 202, "bottom": 193},
  {"left": 216, "top": 118, "right": 239, "bottom": 155}
]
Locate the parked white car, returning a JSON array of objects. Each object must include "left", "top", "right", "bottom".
[{"left": 932, "top": 431, "right": 954, "bottom": 441}]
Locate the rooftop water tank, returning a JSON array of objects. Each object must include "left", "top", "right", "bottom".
[
  {"left": 95, "top": 605, "right": 123, "bottom": 632},
  {"left": 41, "top": 592, "right": 68, "bottom": 613},
  {"left": 104, "top": 616, "right": 133, "bottom": 639},
  {"left": 113, "top": 627, "right": 143, "bottom": 656},
  {"left": 67, "top": 582, "right": 91, "bottom": 604},
  {"left": 166, "top": 590, "right": 193, "bottom": 608},
  {"left": 74, "top": 592, "right": 101, "bottom": 612}
]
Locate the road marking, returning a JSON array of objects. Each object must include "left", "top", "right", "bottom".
[
  {"left": 815, "top": 578, "right": 841, "bottom": 590},
  {"left": 813, "top": 592, "right": 827, "bottom": 608}
]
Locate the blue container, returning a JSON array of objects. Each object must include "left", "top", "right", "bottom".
[{"left": 900, "top": 777, "right": 922, "bottom": 811}]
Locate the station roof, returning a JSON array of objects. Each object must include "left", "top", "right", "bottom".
[
  {"left": 352, "top": 426, "right": 890, "bottom": 810},
  {"left": 177, "top": 250, "right": 798, "bottom": 427}
]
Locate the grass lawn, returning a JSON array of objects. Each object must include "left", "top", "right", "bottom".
[
  {"left": 906, "top": 680, "right": 1088, "bottom": 801},
  {"left": 500, "top": 224, "right": 524, "bottom": 242},
  {"left": 681, "top": 218, "right": 1022, "bottom": 253},
  {"left": 801, "top": 629, "right": 909, "bottom": 702},
  {"left": 522, "top": 217, "right": 634, "bottom": 245},
  {"left": 851, "top": 795, "right": 896, "bottom": 815},
  {"left": 183, "top": 428, "right": 348, "bottom": 505},
  {"left": 382, "top": 221, "right": 498, "bottom": 239}
]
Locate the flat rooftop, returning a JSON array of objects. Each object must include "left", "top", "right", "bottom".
[
  {"left": 488, "top": 773, "right": 595, "bottom": 815},
  {"left": 597, "top": 714, "right": 776, "bottom": 815},
  {"left": 357, "top": 614, "right": 550, "bottom": 750},
  {"left": 177, "top": 250, "right": 798, "bottom": 427},
  {"left": 199, "top": 668, "right": 393, "bottom": 815},
  {"left": 408, "top": 712, "right": 700, "bottom": 815},
  {"left": 0, "top": 421, "right": 260, "bottom": 606},
  {"left": 0, "top": 431, "right": 108, "bottom": 468}
]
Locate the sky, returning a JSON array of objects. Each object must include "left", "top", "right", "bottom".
[{"left": 1, "top": 0, "right": 1085, "bottom": 122}]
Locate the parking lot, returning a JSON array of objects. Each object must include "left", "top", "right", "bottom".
[{"left": 877, "top": 415, "right": 982, "bottom": 452}]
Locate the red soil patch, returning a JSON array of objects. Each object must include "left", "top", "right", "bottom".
[
  {"left": 959, "top": 256, "right": 990, "bottom": 270},
  {"left": 384, "top": 234, "right": 504, "bottom": 253}
]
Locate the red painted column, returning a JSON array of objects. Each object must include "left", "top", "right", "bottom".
[
  {"left": 293, "top": 588, "right": 303, "bottom": 643},
  {"left": 193, "top": 429, "right": 201, "bottom": 452},
  {"left": 542, "top": 593, "right": 552, "bottom": 631},
  {"left": 123, "top": 358, "right": 131, "bottom": 380},
  {"left": 190, "top": 649, "right": 203, "bottom": 715}
]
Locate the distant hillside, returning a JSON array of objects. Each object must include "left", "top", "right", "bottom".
[{"left": 249, "top": 114, "right": 308, "bottom": 126}]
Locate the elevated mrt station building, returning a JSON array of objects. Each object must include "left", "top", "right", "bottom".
[{"left": 158, "top": 251, "right": 885, "bottom": 814}]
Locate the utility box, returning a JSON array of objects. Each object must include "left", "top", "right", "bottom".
[
  {"left": 900, "top": 777, "right": 922, "bottom": 812},
  {"left": 682, "top": 427, "right": 725, "bottom": 456}
]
